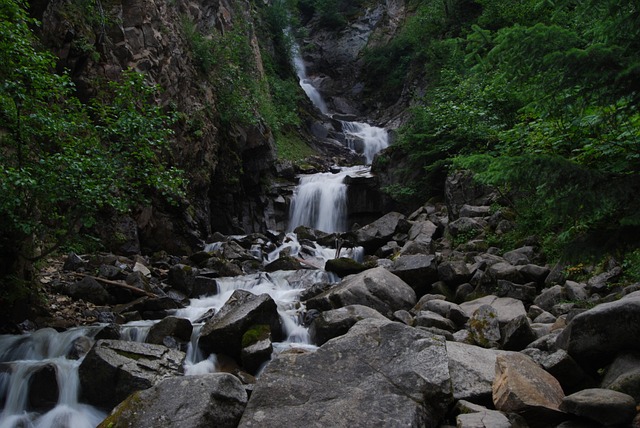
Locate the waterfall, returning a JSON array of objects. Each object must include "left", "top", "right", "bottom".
[
  {"left": 291, "top": 40, "right": 329, "bottom": 114},
  {"left": 342, "top": 121, "right": 389, "bottom": 165}
]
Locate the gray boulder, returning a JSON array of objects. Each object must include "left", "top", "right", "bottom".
[
  {"left": 555, "top": 294, "right": 640, "bottom": 371},
  {"left": 468, "top": 304, "right": 501, "bottom": 348},
  {"left": 100, "top": 373, "right": 247, "bottom": 428},
  {"left": 354, "top": 211, "right": 405, "bottom": 253},
  {"left": 146, "top": 316, "right": 193, "bottom": 346},
  {"left": 560, "top": 388, "right": 636, "bottom": 426},
  {"left": 601, "top": 351, "right": 640, "bottom": 402},
  {"left": 415, "top": 311, "right": 456, "bottom": 332},
  {"left": 448, "top": 217, "right": 484, "bottom": 239},
  {"left": 518, "top": 264, "right": 551, "bottom": 285},
  {"left": 308, "top": 305, "right": 387, "bottom": 346},
  {"left": 306, "top": 267, "right": 416, "bottom": 318},
  {"left": 501, "top": 314, "right": 537, "bottom": 351},
  {"left": 406, "top": 220, "right": 439, "bottom": 252},
  {"left": 486, "top": 262, "right": 524, "bottom": 284},
  {"left": 198, "top": 290, "right": 283, "bottom": 362},
  {"left": 533, "top": 285, "right": 567, "bottom": 312},
  {"left": 438, "top": 260, "right": 472, "bottom": 286},
  {"left": 65, "top": 277, "right": 111, "bottom": 305},
  {"left": 239, "top": 318, "right": 453, "bottom": 427},
  {"left": 447, "top": 341, "right": 516, "bottom": 405},
  {"left": 79, "top": 340, "right": 185, "bottom": 409},
  {"left": 522, "top": 348, "right": 595, "bottom": 394},
  {"left": 460, "top": 295, "right": 527, "bottom": 327},
  {"left": 388, "top": 254, "right": 438, "bottom": 296}
]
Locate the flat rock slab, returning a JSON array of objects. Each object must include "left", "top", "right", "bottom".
[
  {"left": 493, "top": 353, "right": 566, "bottom": 428},
  {"left": 239, "top": 318, "right": 453, "bottom": 427},
  {"left": 460, "top": 295, "right": 527, "bottom": 327},
  {"left": 99, "top": 373, "right": 247, "bottom": 428},
  {"left": 560, "top": 388, "right": 637, "bottom": 426}
]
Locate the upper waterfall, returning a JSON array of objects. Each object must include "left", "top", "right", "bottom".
[{"left": 291, "top": 41, "right": 329, "bottom": 114}]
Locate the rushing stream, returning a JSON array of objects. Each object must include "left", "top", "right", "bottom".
[{"left": 0, "top": 38, "right": 388, "bottom": 428}]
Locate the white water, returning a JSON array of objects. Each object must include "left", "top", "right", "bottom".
[
  {"left": 291, "top": 40, "right": 329, "bottom": 114},
  {"left": 342, "top": 121, "right": 389, "bottom": 165}
]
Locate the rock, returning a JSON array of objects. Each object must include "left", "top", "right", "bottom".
[
  {"left": 468, "top": 304, "right": 501, "bottom": 348},
  {"left": 500, "top": 314, "right": 537, "bottom": 351},
  {"left": 241, "top": 325, "right": 273, "bottom": 374},
  {"left": 555, "top": 294, "right": 640, "bottom": 371},
  {"left": 449, "top": 217, "right": 484, "bottom": 239},
  {"left": 586, "top": 266, "right": 622, "bottom": 293},
  {"left": 63, "top": 252, "right": 87, "bottom": 271},
  {"left": 198, "top": 290, "right": 282, "bottom": 362},
  {"left": 309, "top": 305, "right": 387, "bottom": 346},
  {"left": 415, "top": 311, "right": 456, "bottom": 332},
  {"left": 456, "top": 409, "right": 512, "bottom": 428},
  {"left": 79, "top": 340, "right": 185, "bottom": 409},
  {"left": 495, "top": 280, "right": 537, "bottom": 303},
  {"left": 388, "top": 254, "right": 438, "bottom": 296},
  {"left": 492, "top": 353, "right": 566, "bottom": 427},
  {"left": 518, "top": 264, "right": 550, "bottom": 285},
  {"left": 67, "top": 336, "right": 93, "bottom": 360},
  {"left": 99, "top": 373, "right": 247, "bottom": 428},
  {"left": 305, "top": 267, "right": 416, "bottom": 318},
  {"left": 28, "top": 364, "right": 58, "bottom": 410},
  {"left": 168, "top": 264, "right": 198, "bottom": 297},
  {"left": 146, "top": 316, "right": 193, "bottom": 346},
  {"left": 65, "top": 276, "right": 111, "bottom": 305},
  {"left": 460, "top": 295, "right": 527, "bottom": 327},
  {"left": 264, "top": 256, "right": 303, "bottom": 272},
  {"left": 324, "top": 257, "right": 369, "bottom": 277},
  {"left": 533, "top": 285, "right": 566, "bottom": 312},
  {"left": 521, "top": 348, "right": 596, "bottom": 394},
  {"left": 459, "top": 204, "right": 491, "bottom": 218},
  {"left": 445, "top": 172, "right": 495, "bottom": 220},
  {"left": 486, "top": 262, "right": 524, "bottom": 285},
  {"left": 438, "top": 260, "right": 472, "bottom": 286},
  {"left": 406, "top": 220, "right": 439, "bottom": 251},
  {"left": 239, "top": 319, "right": 453, "bottom": 427},
  {"left": 393, "top": 309, "right": 414, "bottom": 325},
  {"left": 503, "top": 246, "right": 535, "bottom": 266},
  {"left": 533, "top": 311, "right": 556, "bottom": 324},
  {"left": 560, "top": 389, "right": 636, "bottom": 426},
  {"left": 447, "top": 341, "right": 516, "bottom": 405},
  {"left": 601, "top": 351, "right": 640, "bottom": 402},
  {"left": 417, "top": 298, "right": 469, "bottom": 328},
  {"left": 354, "top": 211, "right": 405, "bottom": 253}
]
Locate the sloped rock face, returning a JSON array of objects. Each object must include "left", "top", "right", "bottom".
[
  {"left": 36, "top": 0, "right": 276, "bottom": 252},
  {"left": 239, "top": 318, "right": 453, "bottom": 427},
  {"left": 99, "top": 373, "right": 247, "bottom": 428}
]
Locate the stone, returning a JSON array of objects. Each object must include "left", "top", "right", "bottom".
[
  {"left": 468, "top": 304, "right": 501, "bottom": 348},
  {"left": 601, "top": 351, "right": 640, "bottom": 402},
  {"left": 503, "top": 246, "right": 535, "bottom": 266},
  {"left": 459, "top": 204, "right": 491, "bottom": 218},
  {"left": 495, "top": 280, "right": 537, "bottom": 303},
  {"left": 485, "top": 262, "right": 524, "bottom": 284},
  {"left": 28, "top": 364, "right": 58, "bottom": 410},
  {"left": 198, "top": 290, "right": 283, "bottom": 362},
  {"left": 241, "top": 332, "right": 273, "bottom": 375},
  {"left": 501, "top": 314, "right": 537, "bottom": 351},
  {"left": 168, "top": 264, "right": 198, "bottom": 297},
  {"left": 324, "top": 257, "right": 368, "bottom": 277},
  {"left": 146, "top": 316, "right": 193, "bottom": 346},
  {"left": 354, "top": 211, "right": 405, "bottom": 253},
  {"left": 419, "top": 299, "right": 469, "bottom": 328},
  {"left": 456, "top": 410, "right": 511, "bottom": 428},
  {"left": 239, "top": 319, "right": 453, "bottom": 427},
  {"left": 533, "top": 285, "right": 566, "bottom": 312},
  {"left": 79, "top": 340, "right": 185, "bottom": 409},
  {"left": 555, "top": 294, "right": 640, "bottom": 371},
  {"left": 493, "top": 353, "right": 566, "bottom": 427},
  {"left": 415, "top": 311, "right": 456, "bottom": 332},
  {"left": 406, "top": 220, "right": 439, "bottom": 251},
  {"left": 99, "top": 373, "right": 247, "bottom": 428},
  {"left": 521, "top": 348, "right": 595, "bottom": 394},
  {"left": 393, "top": 309, "right": 414, "bottom": 325},
  {"left": 449, "top": 217, "right": 484, "bottom": 239},
  {"left": 305, "top": 267, "right": 416, "bottom": 318},
  {"left": 586, "top": 266, "right": 622, "bottom": 293},
  {"left": 264, "top": 255, "right": 303, "bottom": 272},
  {"left": 65, "top": 276, "right": 111, "bottom": 305},
  {"left": 438, "top": 260, "right": 472, "bottom": 286},
  {"left": 63, "top": 252, "right": 86, "bottom": 271},
  {"left": 388, "top": 254, "right": 438, "bottom": 297},
  {"left": 447, "top": 341, "right": 516, "bottom": 405},
  {"left": 564, "top": 280, "right": 589, "bottom": 301},
  {"left": 308, "top": 305, "right": 387, "bottom": 346},
  {"left": 533, "top": 311, "right": 556, "bottom": 324},
  {"left": 560, "top": 388, "right": 636, "bottom": 426},
  {"left": 460, "top": 295, "right": 527, "bottom": 327},
  {"left": 518, "top": 264, "right": 550, "bottom": 285}
]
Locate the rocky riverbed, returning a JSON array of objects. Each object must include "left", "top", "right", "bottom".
[{"left": 2, "top": 178, "right": 640, "bottom": 428}]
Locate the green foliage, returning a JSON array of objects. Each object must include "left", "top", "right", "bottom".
[
  {"left": 298, "top": 0, "right": 365, "bottom": 29},
  {"left": 622, "top": 248, "right": 640, "bottom": 284},
  {"left": 274, "top": 131, "right": 315, "bottom": 161},
  {"left": 0, "top": 0, "right": 185, "bottom": 278}
]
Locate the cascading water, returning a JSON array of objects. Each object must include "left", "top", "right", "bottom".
[
  {"left": 291, "top": 39, "right": 329, "bottom": 114},
  {"left": 342, "top": 121, "right": 390, "bottom": 165}
]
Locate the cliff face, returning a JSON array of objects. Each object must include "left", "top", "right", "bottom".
[{"left": 32, "top": 0, "right": 276, "bottom": 253}]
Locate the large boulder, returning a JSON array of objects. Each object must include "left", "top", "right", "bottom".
[
  {"left": 308, "top": 305, "right": 387, "bottom": 346},
  {"left": 406, "top": 220, "right": 439, "bottom": 252},
  {"left": 65, "top": 277, "right": 111, "bottom": 305},
  {"left": 354, "top": 211, "right": 405, "bottom": 253},
  {"left": 447, "top": 341, "right": 516, "bottom": 405},
  {"left": 601, "top": 351, "right": 640, "bottom": 402},
  {"left": 555, "top": 293, "right": 640, "bottom": 371},
  {"left": 79, "top": 340, "right": 185, "bottom": 409},
  {"left": 99, "top": 373, "right": 247, "bottom": 428},
  {"left": 460, "top": 295, "right": 527, "bottom": 327},
  {"left": 492, "top": 353, "right": 566, "bottom": 428},
  {"left": 146, "top": 316, "right": 193, "bottom": 346},
  {"left": 388, "top": 254, "right": 438, "bottom": 297},
  {"left": 560, "top": 388, "right": 636, "bottom": 427},
  {"left": 198, "top": 290, "right": 283, "bottom": 362},
  {"left": 305, "top": 267, "right": 416, "bottom": 318},
  {"left": 239, "top": 318, "right": 453, "bottom": 427}
]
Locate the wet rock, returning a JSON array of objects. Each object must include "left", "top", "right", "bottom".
[
  {"left": 28, "top": 364, "right": 58, "bottom": 410},
  {"left": 168, "top": 264, "right": 198, "bottom": 296},
  {"left": 388, "top": 254, "right": 438, "bottom": 297},
  {"left": 555, "top": 293, "right": 640, "bottom": 372},
  {"left": 305, "top": 267, "right": 416, "bottom": 318},
  {"left": 79, "top": 340, "right": 185, "bottom": 409},
  {"left": 560, "top": 388, "right": 636, "bottom": 426},
  {"left": 198, "top": 290, "right": 282, "bottom": 362},
  {"left": 447, "top": 341, "right": 516, "bottom": 405},
  {"left": 264, "top": 255, "right": 303, "bottom": 272},
  {"left": 493, "top": 353, "right": 566, "bottom": 427},
  {"left": 100, "top": 373, "right": 247, "bottom": 428},
  {"left": 309, "top": 305, "right": 387, "bottom": 346},
  {"left": 239, "top": 319, "right": 453, "bottom": 427},
  {"left": 146, "top": 316, "right": 193, "bottom": 346},
  {"left": 67, "top": 336, "right": 93, "bottom": 360},
  {"left": 95, "top": 323, "right": 121, "bottom": 340},
  {"left": 241, "top": 325, "right": 273, "bottom": 375},
  {"left": 354, "top": 211, "right": 405, "bottom": 253}
]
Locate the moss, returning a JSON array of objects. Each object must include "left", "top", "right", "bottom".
[
  {"left": 241, "top": 324, "right": 271, "bottom": 348},
  {"left": 98, "top": 391, "right": 142, "bottom": 428}
]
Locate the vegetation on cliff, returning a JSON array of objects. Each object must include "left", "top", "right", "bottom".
[
  {"left": 366, "top": 0, "right": 640, "bottom": 265},
  {"left": 0, "top": 0, "right": 185, "bottom": 287}
]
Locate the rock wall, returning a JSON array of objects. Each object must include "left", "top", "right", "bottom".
[{"left": 32, "top": 0, "right": 277, "bottom": 253}]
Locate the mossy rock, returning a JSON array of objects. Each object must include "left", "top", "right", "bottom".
[
  {"left": 325, "top": 257, "right": 369, "bottom": 277},
  {"left": 241, "top": 324, "right": 271, "bottom": 348}
]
